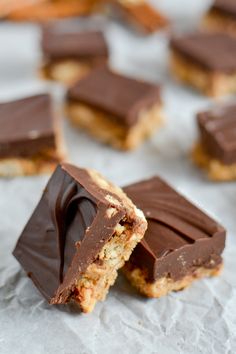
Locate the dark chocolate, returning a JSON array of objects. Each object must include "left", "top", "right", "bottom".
[
  {"left": 67, "top": 66, "right": 161, "bottom": 127},
  {"left": 170, "top": 32, "right": 236, "bottom": 72},
  {"left": 124, "top": 177, "right": 225, "bottom": 282},
  {"left": 42, "top": 29, "right": 108, "bottom": 61},
  {"left": 0, "top": 94, "right": 56, "bottom": 158},
  {"left": 13, "top": 163, "right": 126, "bottom": 304},
  {"left": 212, "top": 0, "right": 236, "bottom": 19},
  {"left": 197, "top": 104, "right": 236, "bottom": 164}
]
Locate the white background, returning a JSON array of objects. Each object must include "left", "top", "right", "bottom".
[{"left": 0, "top": 1, "right": 236, "bottom": 353}]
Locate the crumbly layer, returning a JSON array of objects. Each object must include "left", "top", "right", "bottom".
[
  {"left": 170, "top": 51, "right": 236, "bottom": 97},
  {"left": 0, "top": 148, "right": 64, "bottom": 177},
  {"left": 41, "top": 60, "right": 93, "bottom": 85},
  {"left": 66, "top": 101, "right": 164, "bottom": 150},
  {"left": 203, "top": 11, "right": 236, "bottom": 37},
  {"left": 192, "top": 143, "right": 236, "bottom": 181},
  {"left": 123, "top": 262, "right": 223, "bottom": 298},
  {"left": 74, "top": 219, "right": 145, "bottom": 312}
]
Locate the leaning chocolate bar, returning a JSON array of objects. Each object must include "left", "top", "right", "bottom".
[
  {"left": 0, "top": 94, "right": 65, "bottom": 177},
  {"left": 13, "top": 163, "right": 147, "bottom": 313},
  {"left": 41, "top": 29, "right": 109, "bottom": 85},
  {"left": 66, "top": 66, "right": 164, "bottom": 150},
  {"left": 170, "top": 32, "right": 236, "bottom": 97},
  {"left": 192, "top": 103, "right": 236, "bottom": 181},
  {"left": 203, "top": 0, "right": 236, "bottom": 37},
  {"left": 123, "top": 177, "right": 226, "bottom": 298}
]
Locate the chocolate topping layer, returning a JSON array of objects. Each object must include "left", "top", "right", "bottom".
[
  {"left": 197, "top": 104, "right": 236, "bottom": 164},
  {"left": 42, "top": 29, "right": 108, "bottom": 61},
  {"left": 124, "top": 177, "right": 225, "bottom": 282},
  {"left": 13, "top": 163, "right": 127, "bottom": 304},
  {"left": 212, "top": 0, "right": 236, "bottom": 18},
  {"left": 0, "top": 94, "right": 56, "bottom": 158},
  {"left": 67, "top": 66, "right": 161, "bottom": 127},
  {"left": 170, "top": 32, "right": 236, "bottom": 72}
]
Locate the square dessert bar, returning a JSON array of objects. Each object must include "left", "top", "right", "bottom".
[
  {"left": 0, "top": 94, "right": 65, "bottom": 177},
  {"left": 111, "top": 0, "right": 168, "bottom": 34},
  {"left": 193, "top": 103, "right": 236, "bottom": 181},
  {"left": 41, "top": 28, "right": 109, "bottom": 85},
  {"left": 66, "top": 66, "right": 164, "bottom": 150},
  {"left": 170, "top": 32, "right": 236, "bottom": 97},
  {"left": 123, "top": 177, "right": 226, "bottom": 298},
  {"left": 203, "top": 0, "right": 236, "bottom": 37},
  {"left": 13, "top": 163, "right": 147, "bottom": 313}
]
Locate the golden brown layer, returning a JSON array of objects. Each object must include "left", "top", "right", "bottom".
[
  {"left": 170, "top": 51, "right": 236, "bottom": 97},
  {"left": 41, "top": 60, "right": 93, "bottom": 85},
  {"left": 123, "top": 262, "right": 223, "bottom": 298},
  {"left": 0, "top": 146, "right": 65, "bottom": 177},
  {"left": 74, "top": 219, "right": 145, "bottom": 312},
  {"left": 66, "top": 101, "right": 164, "bottom": 150},
  {"left": 203, "top": 10, "right": 236, "bottom": 37},
  {"left": 6, "top": 0, "right": 104, "bottom": 21},
  {"left": 192, "top": 143, "right": 236, "bottom": 181}
]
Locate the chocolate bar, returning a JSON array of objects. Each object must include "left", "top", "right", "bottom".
[
  {"left": 41, "top": 29, "right": 109, "bottom": 85},
  {"left": 110, "top": 0, "right": 168, "bottom": 34},
  {"left": 193, "top": 103, "right": 236, "bottom": 181},
  {"left": 203, "top": 0, "right": 236, "bottom": 37},
  {"left": 170, "top": 32, "right": 236, "bottom": 96},
  {"left": 123, "top": 177, "right": 226, "bottom": 298},
  {"left": 66, "top": 66, "right": 164, "bottom": 150},
  {"left": 0, "top": 94, "right": 65, "bottom": 177},
  {"left": 13, "top": 163, "right": 147, "bottom": 313}
]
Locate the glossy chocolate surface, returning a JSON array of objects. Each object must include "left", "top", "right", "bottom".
[
  {"left": 124, "top": 177, "right": 225, "bottom": 282},
  {"left": 197, "top": 104, "right": 236, "bottom": 164},
  {"left": 42, "top": 29, "right": 108, "bottom": 60},
  {"left": 13, "top": 163, "right": 126, "bottom": 304},
  {"left": 67, "top": 66, "right": 161, "bottom": 127},
  {"left": 0, "top": 94, "right": 56, "bottom": 158},
  {"left": 170, "top": 32, "right": 236, "bottom": 72}
]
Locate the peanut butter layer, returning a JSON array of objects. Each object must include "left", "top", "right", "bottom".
[
  {"left": 192, "top": 143, "right": 236, "bottom": 182},
  {"left": 123, "top": 263, "right": 223, "bottom": 298}
]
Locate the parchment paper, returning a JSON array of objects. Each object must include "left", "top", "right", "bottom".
[{"left": 0, "top": 1, "right": 235, "bottom": 353}]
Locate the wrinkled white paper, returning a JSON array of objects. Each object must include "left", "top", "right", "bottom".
[{"left": 0, "top": 1, "right": 236, "bottom": 353}]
